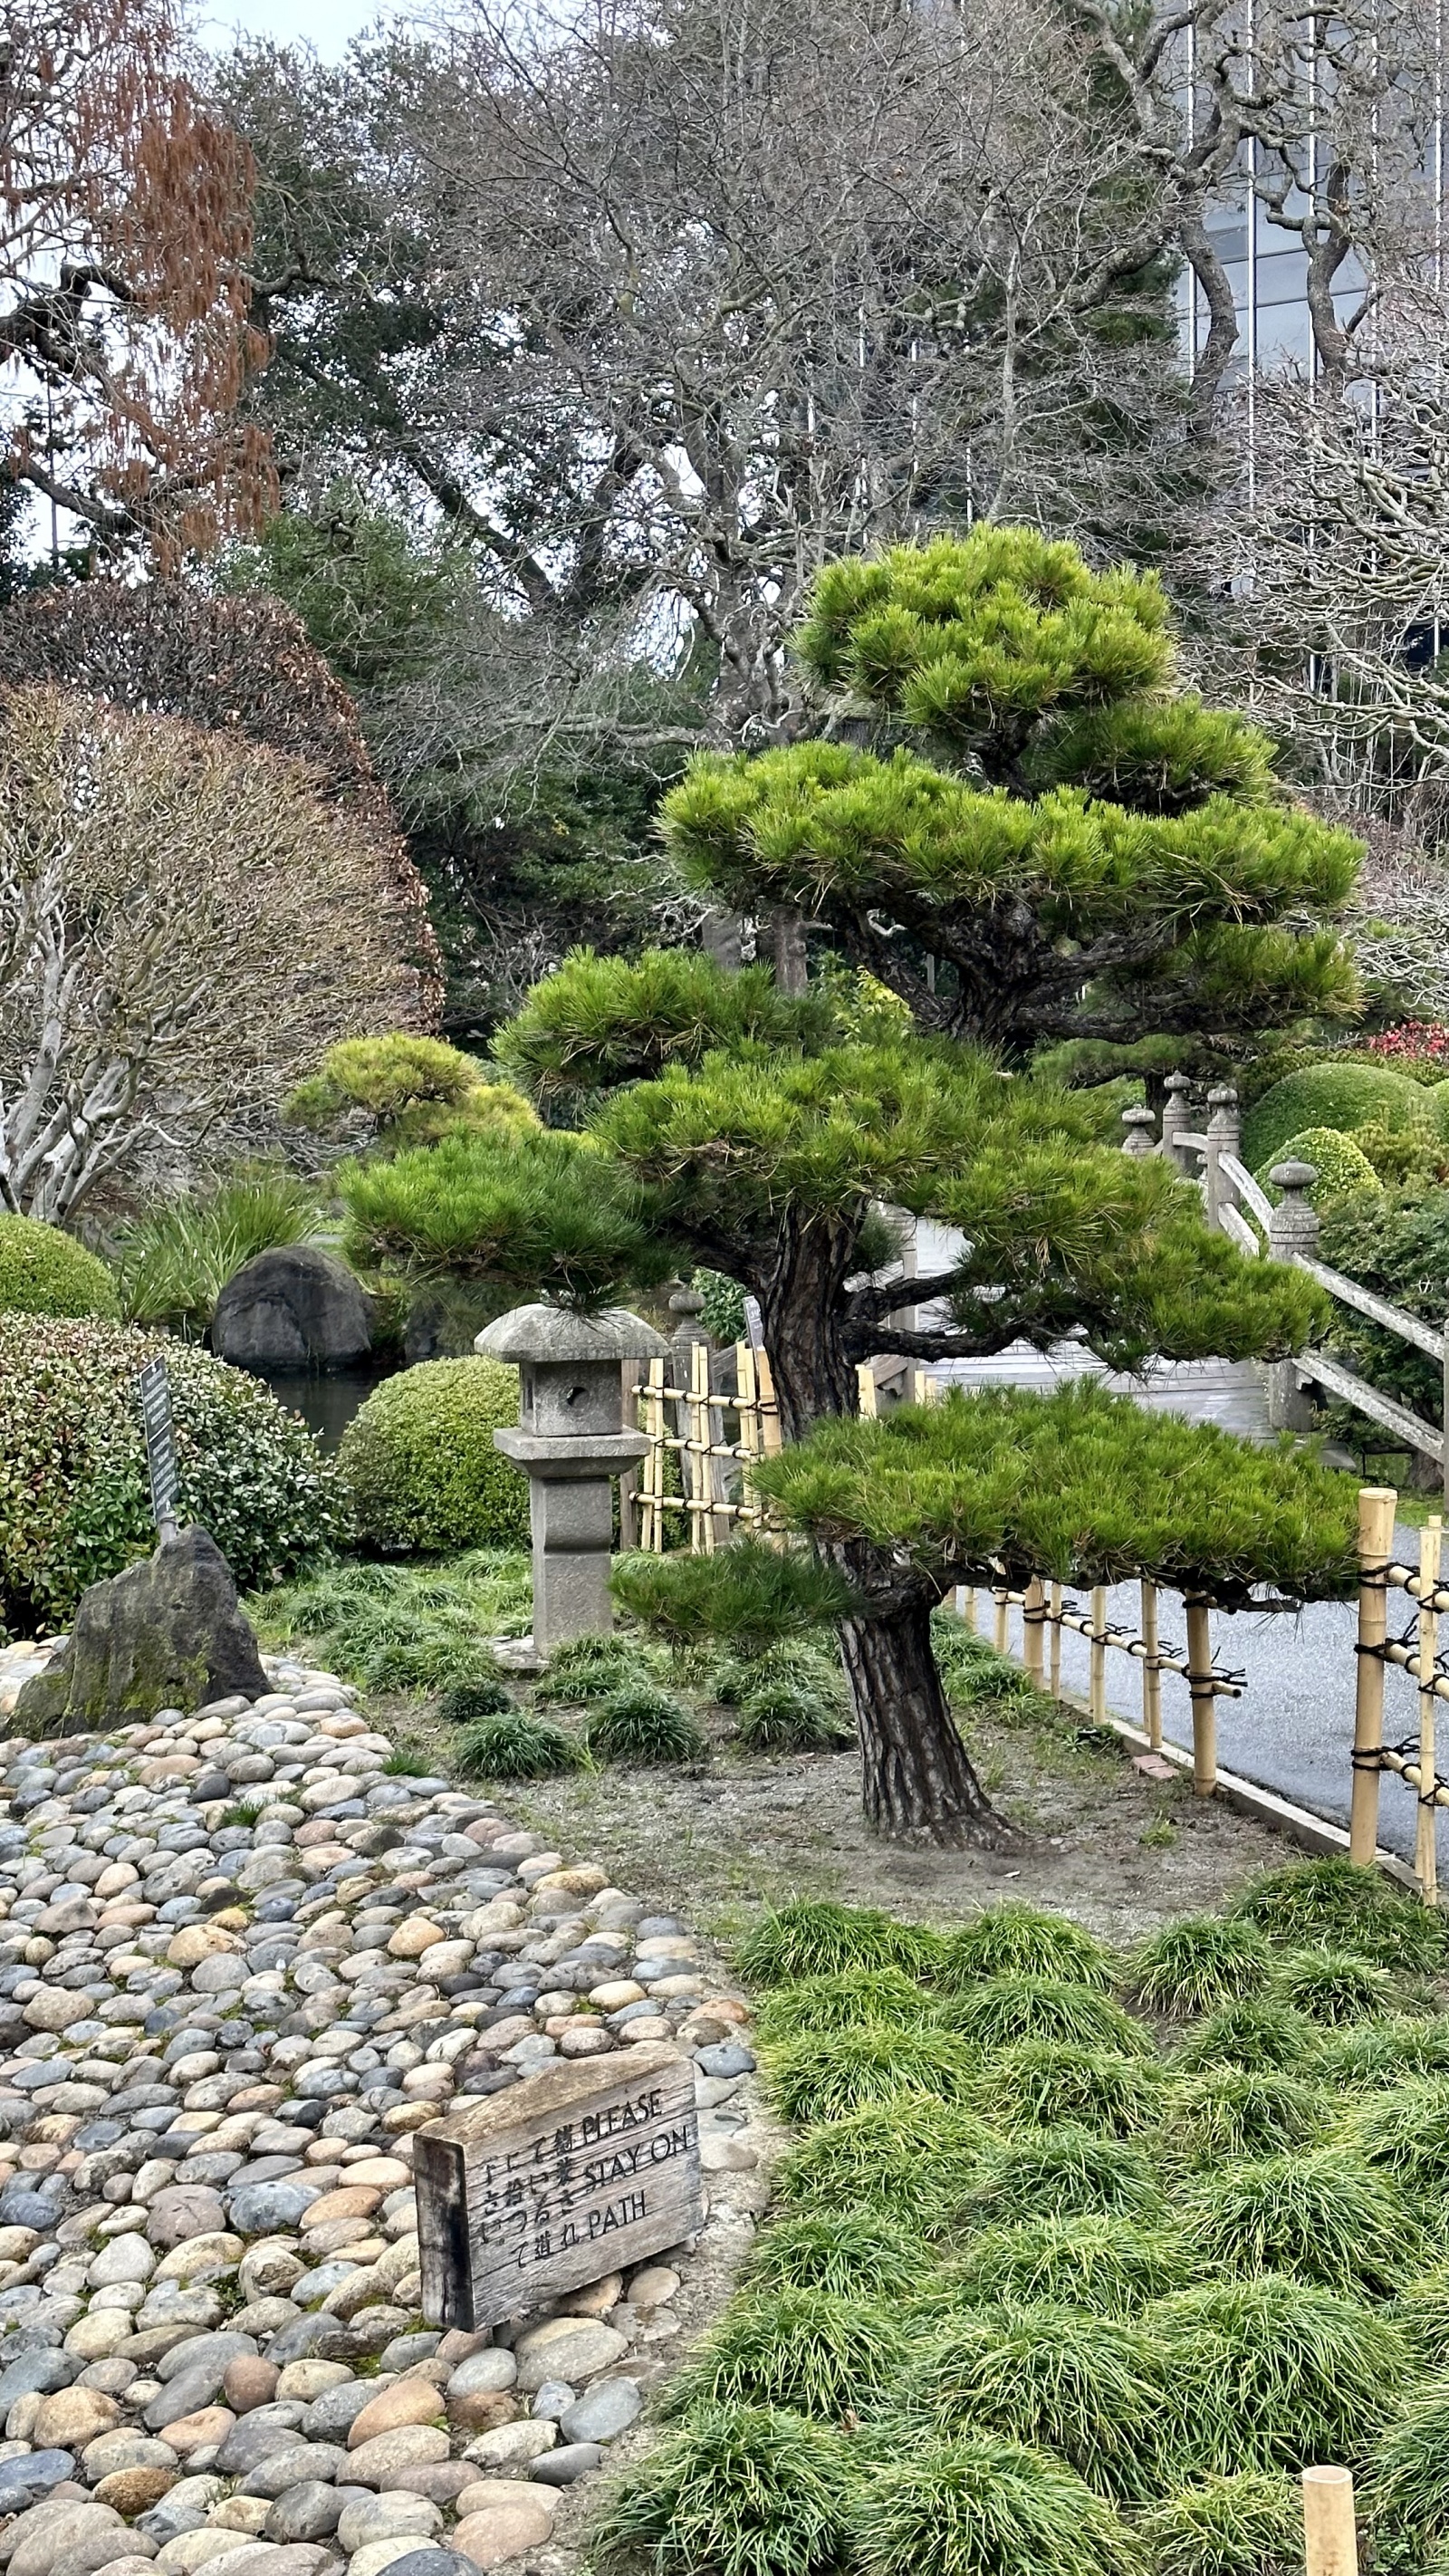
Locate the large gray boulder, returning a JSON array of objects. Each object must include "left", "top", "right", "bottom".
[
  {"left": 14, "top": 1527, "right": 268, "bottom": 1732},
  {"left": 212, "top": 1246, "right": 372, "bottom": 1371}
]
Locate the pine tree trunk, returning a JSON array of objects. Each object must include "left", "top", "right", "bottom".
[{"left": 838, "top": 1583, "right": 1020, "bottom": 1846}]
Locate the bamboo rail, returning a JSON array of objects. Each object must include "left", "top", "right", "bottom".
[
  {"left": 1350, "top": 1484, "right": 1449, "bottom": 1901},
  {"left": 633, "top": 1342, "right": 781, "bottom": 1552}
]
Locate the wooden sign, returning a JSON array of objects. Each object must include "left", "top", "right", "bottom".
[
  {"left": 135, "top": 1359, "right": 179, "bottom": 1539},
  {"left": 413, "top": 2042, "right": 703, "bottom": 2330}
]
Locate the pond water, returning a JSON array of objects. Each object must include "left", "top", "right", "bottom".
[{"left": 249, "top": 1361, "right": 400, "bottom": 1453}]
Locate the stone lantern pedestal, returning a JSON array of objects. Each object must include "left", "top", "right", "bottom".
[{"left": 476, "top": 1303, "right": 671, "bottom": 1659}]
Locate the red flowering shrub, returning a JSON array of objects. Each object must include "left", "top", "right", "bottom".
[{"left": 1362, "top": 1024, "right": 1449, "bottom": 1066}]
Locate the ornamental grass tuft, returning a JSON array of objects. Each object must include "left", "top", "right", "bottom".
[
  {"left": 534, "top": 1635, "right": 640, "bottom": 1703},
  {"left": 1351, "top": 2075, "right": 1449, "bottom": 2190},
  {"left": 850, "top": 2432, "right": 1141, "bottom": 2576},
  {"left": 776, "top": 2100, "right": 995, "bottom": 2235},
  {"left": 1129, "top": 1919, "right": 1273, "bottom": 2018},
  {"left": 453, "top": 1710, "right": 590, "bottom": 1780},
  {"left": 436, "top": 1673, "right": 515, "bottom": 1723},
  {"left": 1156, "top": 2069, "right": 1329, "bottom": 2167},
  {"left": 734, "top": 1685, "right": 856, "bottom": 1754},
  {"left": 969, "top": 2043, "right": 1166, "bottom": 2139},
  {"left": 940, "top": 1977, "right": 1152, "bottom": 2059},
  {"left": 1231, "top": 1858, "right": 1449, "bottom": 1973},
  {"left": 590, "top": 2401, "right": 855, "bottom": 2576},
  {"left": 1181, "top": 2147, "right": 1410, "bottom": 2297},
  {"left": 1387, "top": 2272, "right": 1449, "bottom": 2371},
  {"left": 1363, "top": 2379, "right": 1449, "bottom": 2561},
  {"left": 746, "top": 2211, "right": 930, "bottom": 2303},
  {"left": 965, "top": 2126, "right": 1167, "bottom": 2228},
  {"left": 1170, "top": 1999, "right": 1320, "bottom": 2074},
  {"left": 661, "top": 2287, "right": 905, "bottom": 2419},
  {"left": 942, "top": 2217, "right": 1192, "bottom": 2318},
  {"left": 1314, "top": 2016, "right": 1449, "bottom": 2091},
  {"left": 1139, "top": 2475, "right": 1301, "bottom": 2576},
  {"left": 937, "top": 1904, "right": 1116, "bottom": 1992},
  {"left": 755, "top": 1972, "right": 937, "bottom": 2048},
  {"left": 765, "top": 2026, "right": 980, "bottom": 2126},
  {"left": 1147, "top": 2277, "right": 1409, "bottom": 2471},
  {"left": 1271, "top": 1948, "right": 1396, "bottom": 2026},
  {"left": 737, "top": 1902, "right": 945, "bottom": 1988},
  {"left": 583, "top": 1684, "right": 710, "bottom": 1765},
  {"left": 888, "top": 2302, "right": 1182, "bottom": 2503}
]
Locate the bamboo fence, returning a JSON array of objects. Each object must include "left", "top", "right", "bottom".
[
  {"left": 627, "top": 1341, "right": 782, "bottom": 1552},
  {"left": 1348, "top": 1485, "right": 1449, "bottom": 1900}
]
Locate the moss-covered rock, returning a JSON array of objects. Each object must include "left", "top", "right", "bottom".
[
  {"left": 14, "top": 1525, "right": 268, "bottom": 1730},
  {"left": 338, "top": 1355, "right": 529, "bottom": 1553}
]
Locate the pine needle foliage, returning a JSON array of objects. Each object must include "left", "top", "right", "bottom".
[
  {"left": 1350, "top": 2076, "right": 1449, "bottom": 2189},
  {"left": 590, "top": 2401, "right": 855, "bottom": 2576},
  {"left": 1314, "top": 2017, "right": 1449, "bottom": 2091},
  {"left": 755, "top": 1972, "right": 938, "bottom": 2048},
  {"left": 888, "top": 2302, "right": 1181, "bottom": 2503},
  {"left": 452, "top": 1710, "right": 590, "bottom": 1780},
  {"left": 943, "top": 2218, "right": 1192, "bottom": 2318},
  {"left": 497, "top": 946, "right": 835, "bottom": 1106},
  {"left": 965, "top": 2126, "right": 1167, "bottom": 2228},
  {"left": 661, "top": 2287, "right": 906, "bottom": 2419},
  {"left": 765, "top": 2026, "right": 981, "bottom": 2127},
  {"left": 1170, "top": 2000, "right": 1321, "bottom": 2074},
  {"left": 612, "top": 1541, "right": 859, "bottom": 1658},
  {"left": 1139, "top": 2475, "right": 1302, "bottom": 2576},
  {"left": 1147, "top": 2277, "right": 1409, "bottom": 2472},
  {"left": 737, "top": 1903, "right": 945, "bottom": 1989},
  {"left": 1130, "top": 1920, "right": 1274, "bottom": 2018},
  {"left": 969, "top": 2043, "right": 1166, "bottom": 2139},
  {"left": 775, "top": 2101, "right": 996, "bottom": 2235},
  {"left": 1181, "top": 2149, "right": 1411, "bottom": 2298},
  {"left": 746, "top": 2212, "right": 930, "bottom": 2303},
  {"left": 849, "top": 2431, "right": 1141, "bottom": 2576},
  {"left": 1362, "top": 2379, "right": 1449, "bottom": 2560},
  {"left": 1156, "top": 2070, "right": 1330, "bottom": 2167},
  {"left": 582, "top": 1685, "right": 709, "bottom": 1765},
  {"left": 1230, "top": 1859, "right": 1449, "bottom": 1973},
  {"left": 1271, "top": 1949, "right": 1397, "bottom": 2026},
  {"left": 940, "top": 1977, "right": 1153, "bottom": 2059},
  {"left": 938, "top": 1905, "right": 1117, "bottom": 1993}
]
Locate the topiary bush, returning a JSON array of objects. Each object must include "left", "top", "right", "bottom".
[
  {"left": 1253, "top": 1128, "right": 1381, "bottom": 1212},
  {"left": 1243, "top": 1064, "right": 1435, "bottom": 1171},
  {"left": 0, "top": 1314, "right": 344, "bottom": 1628},
  {"left": 1139, "top": 2475, "right": 1302, "bottom": 2576},
  {"left": 590, "top": 2401, "right": 856, "bottom": 2576},
  {"left": 0, "top": 1216, "right": 117, "bottom": 1321},
  {"left": 338, "top": 1355, "right": 528, "bottom": 1554}
]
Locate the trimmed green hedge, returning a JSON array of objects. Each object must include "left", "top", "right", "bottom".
[
  {"left": 0, "top": 1216, "right": 117, "bottom": 1321},
  {"left": 0, "top": 1314, "right": 343, "bottom": 1630},
  {"left": 1254, "top": 1129, "right": 1382, "bottom": 1212},
  {"left": 1243, "top": 1066, "right": 1434, "bottom": 1172},
  {"left": 339, "top": 1355, "right": 530, "bottom": 1554}
]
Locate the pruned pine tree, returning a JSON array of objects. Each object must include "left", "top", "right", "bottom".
[
  {"left": 341, "top": 947, "right": 1328, "bottom": 1843},
  {"left": 660, "top": 528, "right": 1361, "bottom": 1057}
]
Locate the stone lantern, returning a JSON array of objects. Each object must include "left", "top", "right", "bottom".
[{"left": 475, "top": 1302, "right": 671, "bottom": 1658}]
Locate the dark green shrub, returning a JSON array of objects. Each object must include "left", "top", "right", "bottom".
[
  {"left": 939, "top": 1905, "right": 1116, "bottom": 1993},
  {"left": 338, "top": 1355, "right": 528, "bottom": 1553},
  {"left": 664, "top": 2287, "right": 905, "bottom": 2417},
  {"left": 1130, "top": 1920, "right": 1273, "bottom": 2018},
  {"left": 889, "top": 2302, "right": 1181, "bottom": 2504},
  {"left": 1181, "top": 2148, "right": 1409, "bottom": 2297},
  {"left": 454, "top": 1710, "right": 589, "bottom": 1780},
  {"left": 1230, "top": 1858, "right": 1449, "bottom": 1972},
  {"left": 1171, "top": 2000, "right": 1320, "bottom": 2074},
  {"left": 534, "top": 1634, "right": 638, "bottom": 1703},
  {"left": 929, "top": 1618, "right": 1060, "bottom": 1722},
  {"left": 756, "top": 1972, "right": 937, "bottom": 2047},
  {"left": 0, "top": 1216, "right": 116, "bottom": 1320},
  {"left": 776, "top": 2100, "right": 994, "bottom": 2235},
  {"left": 1315, "top": 2017, "right": 1449, "bottom": 2091},
  {"left": 941, "top": 1978, "right": 1151, "bottom": 2058},
  {"left": 1242, "top": 1064, "right": 1433, "bottom": 1170},
  {"left": 970, "top": 2043, "right": 1165, "bottom": 2138},
  {"left": 0, "top": 1313, "right": 344, "bottom": 1628},
  {"left": 734, "top": 1684, "right": 856, "bottom": 1754},
  {"left": 967, "top": 2126, "right": 1166, "bottom": 2227},
  {"left": 766, "top": 2027, "right": 980, "bottom": 2126},
  {"left": 1364, "top": 2381, "right": 1449, "bottom": 2561},
  {"left": 1253, "top": 1128, "right": 1381, "bottom": 1213},
  {"left": 590, "top": 2401, "right": 855, "bottom": 2576},
  {"left": 1351, "top": 2076, "right": 1449, "bottom": 2189},
  {"left": 1147, "top": 2277, "right": 1409, "bottom": 2471},
  {"left": 737, "top": 1903, "right": 945, "bottom": 1988},
  {"left": 437, "top": 1675, "right": 515, "bottom": 1723},
  {"left": 1157, "top": 2070, "right": 1329, "bottom": 2167},
  {"left": 851, "top": 2433, "right": 1140, "bottom": 2576},
  {"left": 1140, "top": 2475, "right": 1301, "bottom": 2576},
  {"left": 584, "top": 1685, "right": 709, "bottom": 1765},
  {"left": 1271, "top": 1949, "right": 1396, "bottom": 2026},
  {"left": 945, "top": 2218, "right": 1190, "bottom": 2318},
  {"left": 747, "top": 2211, "right": 928, "bottom": 2302},
  {"left": 1315, "top": 1191, "right": 1449, "bottom": 1447}
]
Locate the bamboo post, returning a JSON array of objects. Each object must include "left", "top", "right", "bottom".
[
  {"left": 1417, "top": 1515, "right": 1442, "bottom": 1903},
  {"left": 1302, "top": 2467, "right": 1358, "bottom": 2576},
  {"left": 1049, "top": 1582, "right": 1062, "bottom": 1696},
  {"left": 688, "top": 1339, "right": 715, "bottom": 1554},
  {"left": 642, "top": 1356, "right": 667, "bottom": 1552},
  {"left": 1022, "top": 1577, "right": 1045, "bottom": 1685},
  {"left": 734, "top": 1342, "right": 758, "bottom": 1533},
  {"left": 993, "top": 1589, "right": 1009, "bottom": 1655},
  {"left": 857, "top": 1362, "right": 878, "bottom": 1419},
  {"left": 756, "top": 1350, "right": 782, "bottom": 1456},
  {"left": 1089, "top": 1585, "right": 1108, "bottom": 1721},
  {"left": 1350, "top": 1487, "right": 1398, "bottom": 1863},
  {"left": 1185, "top": 1598, "right": 1216, "bottom": 1795},
  {"left": 956, "top": 1586, "right": 976, "bottom": 1632},
  {"left": 1140, "top": 1576, "right": 1163, "bottom": 1750}
]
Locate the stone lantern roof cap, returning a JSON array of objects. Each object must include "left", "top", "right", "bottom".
[{"left": 475, "top": 1302, "right": 672, "bottom": 1364}]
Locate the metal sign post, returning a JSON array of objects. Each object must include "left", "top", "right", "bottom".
[{"left": 135, "top": 1359, "right": 180, "bottom": 1546}]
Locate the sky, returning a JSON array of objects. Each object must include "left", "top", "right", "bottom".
[{"left": 200, "top": 0, "right": 392, "bottom": 57}]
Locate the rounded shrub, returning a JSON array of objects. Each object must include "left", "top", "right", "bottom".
[
  {"left": 453, "top": 1710, "right": 589, "bottom": 1780},
  {"left": 765, "top": 2026, "right": 980, "bottom": 2126},
  {"left": 534, "top": 1635, "right": 639, "bottom": 1703},
  {"left": 1254, "top": 1128, "right": 1381, "bottom": 1211},
  {"left": 1271, "top": 1948, "right": 1396, "bottom": 2026},
  {"left": 1130, "top": 1919, "right": 1273, "bottom": 2018},
  {"left": 1231, "top": 1857, "right": 1449, "bottom": 1971},
  {"left": 1351, "top": 2075, "right": 1449, "bottom": 2189},
  {"left": 851, "top": 2432, "right": 1140, "bottom": 2576},
  {"left": 338, "top": 1356, "right": 528, "bottom": 1554},
  {"left": 1387, "top": 2272, "right": 1449, "bottom": 2370},
  {"left": 1315, "top": 2016, "right": 1449, "bottom": 2091},
  {"left": 436, "top": 1675, "right": 515, "bottom": 1724},
  {"left": 1147, "top": 2276, "right": 1409, "bottom": 2471},
  {"left": 663, "top": 2286, "right": 906, "bottom": 2418},
  {"left": 970, "top": 2042, "right": 1166, "bottom": 2139},
  {"left": 1171, "top": 1999, "right": 1321, "bottom": 2074},
  {"left": 734, "top": 1683, "right": 855, "bottom": 1753},
  {"left": 1364, "top": 2379, "right": 1449, "bottom": 2561},
  {"left": 0, "top": 1314, "right": 344, "bottom": 1628},
  {"left": 590, "top": 2401, "right": 855, "bottom": 2576},
  {"left": 945, "top": 2217, "right": 1190, "bottom": 2318},
  {"left": 940, "top": 1977, "right": 1152, "bottom": 2058},
  {"left": 1181, "top": 2148, "right": 1409, "bottom": 2297},
  {"left": 0, "top": 1216, "right": 117, "bottom": 1321},
  {"left": 1243, "top": 1063, "right": 1435, "bottom": 1171},
  {"left": 1140, "top": 2475, "right": 1301, "bottom": 2576},
  {"left": 890, "top": 2302, "right": 1180, "bottom": 2503},
  {"left": 939, "top": 1904, "right": 1116, "bottom": 1992},
  {"left": 737, "top": 1901, "right": 945, "bottom": 1988},
  {"left": 583, "top": 1684, "right": 709, "bottom": 1765}
]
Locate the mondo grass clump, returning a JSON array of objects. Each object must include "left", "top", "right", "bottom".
[
  {"left": 941, "top": 1977, "right": 1151, "bottom": 2059},
  {"left": 1231, "top": 1857, "right": 1449, "bottom": 1974},
  {"left": 1130, "top": 1919, "right": 1273, "bottom": 2018},
  {"left": 939, "top": 1904, "right": 1116, "bottom": 1992},
  {"left": 776, "top": 2100, "right": 995, "bottom": 2235},
  {"left": 436, "top": 1673, "right": 515, "bottom": 1723},
  {"left": 966, "top": 2126, "right": 1167, "bottom": 2228},
  {"left": 1363, "top": 2379, "right": 1449, "bottom": 2561},
  {"left": 970, "top": 2043, "right": 1166, "bottom": 2139},
  {"left": 1182, "top": 2147, "right": 1410, "bottom": 2298},
  {"left": 1271, "top": 1948, "right": 1397, "bottom": 2026},
  {"left": 1387, "top": 2271, "right": 1449, "bottom": 2370},
  {"left": 1139, "top": 2475, "right": 1301, "bottom": 2576},
  {"left": 736, "top": 1901, "right": 945, "bottom": 1988},
  {"left": 1353, "top": 2076, "right": 1449, "bottom": 2189},
  {"left": 734, "top": 1684, "right": 856, "bottom": 1754},
  {"left": 852, "top": 2432, "right": 1140, "bottom": 2576},
  {"left": 1147, "top": 2277, "right": 1410, "bottom": 2471},
  {"left": 1157, "top": 2069, "right": 1330, "bottom": 2168},
  {"left": 944, "top": 2217, "right": 1192, "bottom": 2319},
  {"left": 888, "top": 2302, "right": 1179, "bottom": 2503},
  {"left": 662, "top": 2287, "right": 905, "bottom": 2418},
  {"left": 590, "top": 2401, "right": 854, "bottom": 2576},
  {"left": 453, "top": 1709, "right": 589, "bottom": 1780},
  {"left": 1170, "top": 1999, "right": 1321, "bottom": 2074},
  {"left": 764, "top": 2026, "right": 980, "bottom": 2126},
  {"left": 746, "top": 2210, "right": 929, "bottom": 2303},
  {"left": 1314, "top": 2016, "right": 1449, "bottom": 2091},
  {"left": 583, "top": 1684, "right": 710, "bottom": 1765},
  {"left": 755, "top": 1971, "right": 937, "bottom": 2047},
  {"left": 533, "top": 1633, "right": 640, "bottom": 1702}
]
